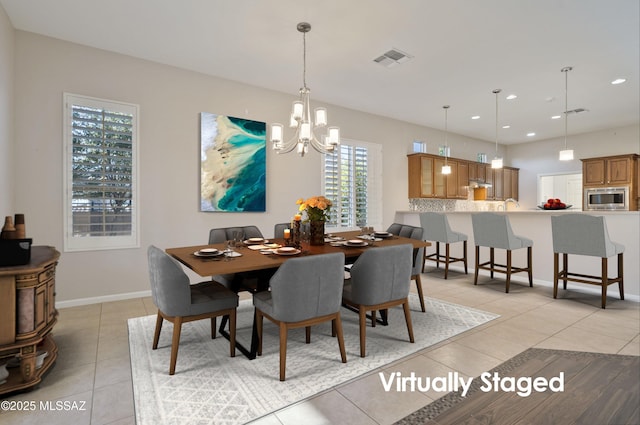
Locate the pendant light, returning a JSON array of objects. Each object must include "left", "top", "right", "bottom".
[
  {"left": 441, "top": 105, "right": 451, "bottom": 175},
  {"left": 559, "top": 66, "right": 574, "bottom": 161},
  {"left": 491, "top": 89, "right": 503, "bottom": 169}
]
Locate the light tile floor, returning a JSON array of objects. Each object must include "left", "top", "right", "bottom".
[{"left": 0, "top": 270, "right": 638, "bottom": 425}]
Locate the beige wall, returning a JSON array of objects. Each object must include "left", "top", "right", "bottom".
[
  {"left": 0, "top": 5, "right": 14, "bottom": 212},
  {"left": 5, "top": 28, "right": 639, "bottom": 305},
  {"left": 508, "top": 125, "right": 640, "bottom": 208},
  {"left": 12, "top": 31, "right": 499, "bottom": 304}
]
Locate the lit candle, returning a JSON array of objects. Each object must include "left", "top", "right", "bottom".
[
  {"left": 294, "top": 214, "right": 302, "bottom": 221},
  {"left": 284, "top": 229, "right": 291, "bottom": 239}
]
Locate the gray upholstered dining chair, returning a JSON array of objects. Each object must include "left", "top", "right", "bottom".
[
  {"left": 551, "top": 214, "right": 624, "bottom": 309},
  {"left": 253, "top": 252, "right": 347, "bottom": 381},
  {"left": 386, "top": 223, "right": 426, "bottom": 312},
  {"left": 208, "top": 225, "right": 267, "bottom": 292},
  {"left": 147, "top": 245, "right": 239, "bottom": 375},
  {"left": 273, "top": 222, "right": 309, "bottom": 239},
  {"left": 471, "top": 212, "right": 533, "bottom": 293},
  {"left": 419, "top": 212, "right": 468, "bottom": 279},
  {"left": 208, "top": 225, "right": 264, "bottom": 245},
  {"left": 273, "top": 222, "right": 289, "bottom": 239},
  {"left": 342, "top": 244, "right": 415, "bottom": 357}
]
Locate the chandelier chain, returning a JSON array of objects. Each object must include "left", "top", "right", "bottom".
[
  {"left": 493, "top": 89, "right": 501, "bottom": 153},
  {"left": 563, "top": 67, "right": 571, "bottom": 149},
  {"left": 302, "top": 30, "right": 307, "bottom": 89}
]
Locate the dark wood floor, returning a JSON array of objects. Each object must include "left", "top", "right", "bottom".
[{"left": 397, "top": 349, "right": 640, "bottom": 425}]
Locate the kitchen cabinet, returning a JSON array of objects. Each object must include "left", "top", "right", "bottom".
[
  {"left": 433, "top": 157, "right": 447, "bottom": 197},
  {"left": 408, "top": 154, "right": 445, "bottom": 198},
  {"left": 583, "top": 158, "right": 606, "bottom": 186},
  {"left": 484, "top": 167, "right": 519, "bottom": 201},
  {"left": 582, "top": 154, "right": 639, "bottom": 211},
  {"left": 491, "top": 168, "right": 504, "bottom": 200},
  {"left": 582, "top": 154, "right": 638, "bottom": 187},
  {"left": 469, "top": 162, "right": 487, "bottom": 183},
  {"left": 446, "top": 160, "right": 469, "bottom": 199},
  {"left": 503, "top": 167, "right": 519, "bottom": 200},
  {"left": 0, "top": 246, "right": 59, "bottom": 395},
  {"left": 408, "top": 154, "right": 517, "bottom": 200}
]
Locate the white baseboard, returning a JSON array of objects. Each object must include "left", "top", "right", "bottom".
[
  {"left": 55, "top": 267, "right": 639, "bottom": 309},
  {"left": 56, "top": 290, "right": 152, "bottom": 309}
]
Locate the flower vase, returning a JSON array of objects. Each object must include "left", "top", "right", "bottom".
[
  {"left": 309, "top": 220, "right": 325, "bottom": 246},
  {"left": 292, "top": 220, "right": 301, "bottom": 248}
]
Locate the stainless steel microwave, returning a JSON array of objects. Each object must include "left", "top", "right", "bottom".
[{"left": 584, "top": 186, "right": 629, "bottom": 210}]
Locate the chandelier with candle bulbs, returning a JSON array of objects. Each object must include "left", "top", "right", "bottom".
[{"left": 270, "top": 22, "right": 340, "bottom": 156}]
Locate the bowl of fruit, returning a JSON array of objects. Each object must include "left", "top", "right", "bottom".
[{"left": 538, "top": 198, "right": 572, "bottom": 210}]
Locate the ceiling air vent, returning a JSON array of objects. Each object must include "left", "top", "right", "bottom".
[{"left": 373, "top": 48, "right": 413, "bottom": 68}]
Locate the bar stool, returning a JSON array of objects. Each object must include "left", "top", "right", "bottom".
[
  {"left": 471, "top": 212, "right": 533, "bottom": 293},
  {"left": 551, "top": 214, "right": 624, "bottom": 309},
  {"left": 419, "top": 212, "right": 468, "bottom": 279}
]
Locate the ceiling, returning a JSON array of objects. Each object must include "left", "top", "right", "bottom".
[{"left": 2, "top": 0, "right": 638, "bottom": 144}]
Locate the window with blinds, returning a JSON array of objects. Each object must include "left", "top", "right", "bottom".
[
  {"left": 63, "top": 94, "right": 139, "bottom": 251},
  {"left": 323, "top": 140, "right": 382, "bottom": 230}
]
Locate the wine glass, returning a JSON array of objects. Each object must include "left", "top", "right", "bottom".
[
  {"left": 369, "top": 227, "right": 376, "bottom": 246},
  {"left": 300, "top": 229, "right": 309, "bottom": 250},
  {"left": 224, "top": 239, "right": 234, "bottom": 261},
  {"left": 233, "top": 230, "right": 244, "bottom": 249}
]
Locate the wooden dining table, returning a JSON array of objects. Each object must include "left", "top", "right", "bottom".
[
  {"left": 166, "top": 230, "right": 430, "bottom": 359},
  {"left": 167, "top": 230, "right": 428, "bottom": 277}
]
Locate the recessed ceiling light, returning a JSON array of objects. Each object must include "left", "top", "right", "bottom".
[
  {"left": 611, "top": 78, "right": 626, "bottom": 85},
  {"left": 506, "top": 94, "right": 517, "bottom": 100},
  {"left": 551, "top": 115, "right": 562, "bottom": 120},
  {"left": 471, "top": 115, "right": 480, "bottom": 120},
  {"left": 502, "top": 125, "right": 511, "bottom": 129},
  {"left": 527, "top": 132, "right": 536, "bottom": 137}
]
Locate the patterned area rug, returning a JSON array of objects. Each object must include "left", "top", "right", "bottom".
[
  {"left": 395, "top": 348, "right": 640, "bottom": 425},
  {"left": 128, "top": 295, "right": 498, "bottom": 425}
]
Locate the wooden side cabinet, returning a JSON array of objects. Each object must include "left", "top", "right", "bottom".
[{"left": 0, "top": 246, "right": 59, "bottom": 395}]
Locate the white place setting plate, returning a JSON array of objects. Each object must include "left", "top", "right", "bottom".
[
  {"left": 274, "top": 247, "right": 301, "bottom": 256},
  {"left": 344, "top": 239, "right": 368, "bottom": 247},
  {"left": 194, "top": 249, "right": 223, "bottom": 257},
  {"left": 374, "top": 231, "right": 393, "bottom": 238},
  {"left": 244, "top": 238, "right": 265, "bottom": 245}
]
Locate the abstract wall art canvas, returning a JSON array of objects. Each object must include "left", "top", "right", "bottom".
[{"left": 200, "top": 113, "right": 266, "bottom": 212}]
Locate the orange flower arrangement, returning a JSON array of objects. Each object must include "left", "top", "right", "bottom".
[{"left": 296, "top": 196, "right": 332, "bottom": 222}]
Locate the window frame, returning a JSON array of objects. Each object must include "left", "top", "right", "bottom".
[
  {"left": 62, "top": 93, "right": 140, "bottom": 252},
  {"left": 322, "top": 139, "right": 383, "bottom": 231}
]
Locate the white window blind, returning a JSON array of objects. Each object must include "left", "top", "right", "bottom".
[
  {"left": 63, "top": 93, "right": 139, "bottom": 251},
  {"left": 322, "top": 139, "right": 382, "bottom": 230}
]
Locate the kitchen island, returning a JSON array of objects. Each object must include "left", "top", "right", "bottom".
[{"left": 396, "top": 209, "right": 640, "bottom": 300}]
